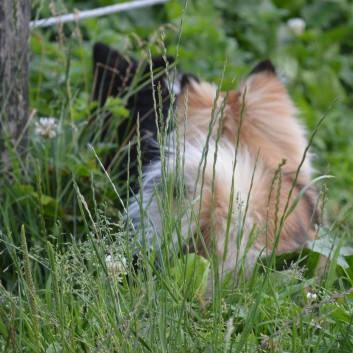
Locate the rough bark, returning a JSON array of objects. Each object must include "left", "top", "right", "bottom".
[{"left": 0, "top": 0, "right": 30, "bottom": 167}]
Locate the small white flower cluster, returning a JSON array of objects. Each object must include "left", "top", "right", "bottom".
[
  {"left": 287, "top": 18, "right": 306, "bottom": 35},
  {"left": 34, "top": 117, "right": 59, "bottom": 139},
  {"left": 306, "top": 292, "right": 318, "bottom": 302},
  {"left": 105, "top": 254, "right": 128, "bottom": 282}
]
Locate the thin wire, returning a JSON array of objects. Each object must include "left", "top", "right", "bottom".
[{"left": 30, "top": 0, "right": 170, "bottom": 29}]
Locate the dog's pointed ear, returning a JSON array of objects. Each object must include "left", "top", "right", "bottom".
[
  {"left": 231, "top": 58, "right": 296, "bottom": 132},
  {"left": 249, "top": 59, "right": 276, "bottom": 76},
  {"left": 93, "top": 42, "right": 115, "bottom": 68},
  {"left": 232, "top": 59, "right": 299, "bottom": 151},
  {"left": 238, "top": 59, "right": 288, "bottom": 103},
  {"left": 92, "top": 42, "right": 178, "bottom": 106},
  {"left": 92, "top": 42, "right": 138, "bottom": 106}
]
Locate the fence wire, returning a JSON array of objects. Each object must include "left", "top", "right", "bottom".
[{"left": 30, "top": 0, "right": 170, "bottom": 29}]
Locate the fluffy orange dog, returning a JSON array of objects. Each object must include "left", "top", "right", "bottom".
[{"left": 93, "top": 43, "right": 321, "bottom": 281}]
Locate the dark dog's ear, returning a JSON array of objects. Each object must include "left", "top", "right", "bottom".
[
  {"left": 92, "top": 42, "right": 177, "bottom": 106},
  {"left": 91, "top": 42, "right": 179, "bottom": 177},
  {"left": 131, "top": 53, "right": 176, "bottom": 141},
  {"left": 249, "top": 59, "right": 276, "bottom": 76},
  {"left": 92, "top": 42, "right": 138, "bottom": 106}
]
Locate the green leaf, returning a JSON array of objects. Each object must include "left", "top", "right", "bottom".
[
  {"left": 171, "top": 253, "right": 211, "bottom": 300},
  {"left": 302, "top": 67, "right": 347, "bottom": 109},
  {"left": 307, "top": 232, "right": 353, "bottom": 269},
  {"left": 105, "top": 96, "right": 130, "bottom": 118},
  {"left": 46, "top": 342, "right": 61, "bottom": 353}
]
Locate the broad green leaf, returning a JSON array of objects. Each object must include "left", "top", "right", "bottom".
[
  {"left": 171, "top": 253, "right": 210, "bottom": 300},
  {"left": 307, "top": 233, "right": 353, "bottom": 269}
]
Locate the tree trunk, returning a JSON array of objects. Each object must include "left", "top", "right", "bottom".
[{"left": 0, "top": 0, "right": 30, "bottom": 167}]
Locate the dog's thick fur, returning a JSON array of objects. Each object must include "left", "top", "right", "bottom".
[{"left": 93, "top": 43, "right": 321, "bottom": 280}]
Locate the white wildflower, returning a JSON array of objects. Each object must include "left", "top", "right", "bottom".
[
  {"left": 105, "top": 254, "right": 128, "bottom": 282},
  {"left": 307, "top": 292, "right": 318, "bottom": 301},
  {"left": 224, "top": 317, "right": 234, "bottom": 344},
  {"left": 260, "top": 334, "right": 272, "bottom": 350},
  {"left": 287, "top": 18, "right": 306, "bottom": 35},
  {"left": 34, "top": 117, "right": 59, "bottom": 139}
]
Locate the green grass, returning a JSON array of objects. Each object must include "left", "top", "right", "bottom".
[{"left": 1, "top": 0, "right": 353, "bottom": 352}]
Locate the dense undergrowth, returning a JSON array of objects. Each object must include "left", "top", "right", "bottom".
[{"left": 1, "top": 0, "right": 353, "bottom": 352}]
